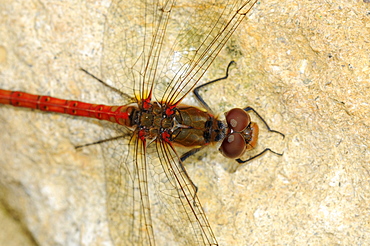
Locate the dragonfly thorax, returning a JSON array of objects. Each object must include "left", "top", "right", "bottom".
[{"left": 135, "top": 101, "right": 228, "bottom": 148}]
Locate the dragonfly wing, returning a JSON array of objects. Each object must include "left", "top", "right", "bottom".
[
  {"left": 103, "top": 128, "right": 217, "bottom": 245},
  {"left": 152, "top": 0, "right": 259, "bottom": 105},
  {"left": 104, "top": 130, "right": 155, "bottom": 245},
  {"left": 150, "top": 139, "right": 219, "bottom": 245},
  {"left": 102, "top": 0, "right": 175, "bottom": 103},
  {"left": 102, "top": 0, "right": 258, "bottom": 105}
]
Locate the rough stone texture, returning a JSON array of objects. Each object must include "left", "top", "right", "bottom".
[{"left": 0, "top": 0, "right": 369, "bottom": 245}]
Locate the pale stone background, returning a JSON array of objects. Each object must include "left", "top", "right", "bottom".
[{"left": 0, "top": 0, "right": 369, "bottom": 245}]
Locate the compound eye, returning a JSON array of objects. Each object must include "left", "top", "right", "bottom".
[
  {"left": 219, "top": 133, "right": 246, "bottom": 159},
  {"left": 225, "top": 108, "right": 251, "bottom": 132}
]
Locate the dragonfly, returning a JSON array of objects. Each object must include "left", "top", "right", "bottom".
[{"left": 0, "top": 0, "right": 283, "bottom": 245}]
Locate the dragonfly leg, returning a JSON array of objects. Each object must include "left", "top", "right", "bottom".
[
  {"left": 236, "top": 107, "right": 284, "bottom": 163},
  {"left": 193, "top": 61, "right": 236, "bottom": 112},
  {"left": 75, "top": 134, "right": 127, "bottom": 149},
  {"left": 243, "top": 106, "right": 285, "bottom": 138},
  {"left": 179, "top": 147, "right": 206, "bottom": 204},
  {"left": 80, "top": 68, "right": 132, "bottom": 100},
  {"left": 180, "top": 147, "right": 204, "bottom": 162},
  {"left": 236, "top": 148, "right": 283, "bottom": 164}
]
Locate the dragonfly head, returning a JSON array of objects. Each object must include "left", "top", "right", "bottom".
[{"left": 219, "top": 108, "right": 259, "bottom": 159}]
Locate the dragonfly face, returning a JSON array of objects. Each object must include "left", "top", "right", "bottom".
[{"left": 219, "top": 108, "right": 259, "bottom": 159}]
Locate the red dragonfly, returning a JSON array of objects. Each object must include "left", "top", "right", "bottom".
[{"left": 0, "top": 0, "right": 283, "bottom": 245}]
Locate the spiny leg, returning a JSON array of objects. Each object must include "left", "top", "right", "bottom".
[
  {"left": 80, "top": 68, "right": 132, "bottom": 100},
  {"left": 193, "top": 61, "right": 236, "bottom": 112},
  {"left": 178, "top": 147, "right": 206, "bottom": 204},
  {"left": 75, "top": 134, "right": 128, "bottom": 149},
  {"left": 244, "top": 107, "right": 285, "bottom": 138},
  {"left": 237, "top": 107, "right": 284, "bottom": 163},
  {"left": 180, "top": 147, "right": 204, "bottom": 163},
  {"left": 236, "top": 148, "right": 283, "bottom": 164}
]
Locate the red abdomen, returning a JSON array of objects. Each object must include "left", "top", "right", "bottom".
[{"left": 0, "top": 89, "right": 136, "bottom": 127}]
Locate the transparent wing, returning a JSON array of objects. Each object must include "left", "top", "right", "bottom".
[
  {"left": 155, "top": 0, "right": 258, "bottom": 106},
  {"left": 152, "top": 139, "right": 218, "bottom": 245},
  {"left": 101, "top": 0, "right": 258, "bottom": 105},
  {"left": 102, "top": 0, "right": 175, "bottom": 102},
  {"left": 103, "top": 127, "right": 217, "bottom": 245},
  {"left": 104, "top": 131, "right": 153, "bottom": 245}
]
